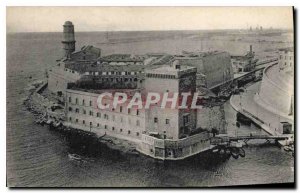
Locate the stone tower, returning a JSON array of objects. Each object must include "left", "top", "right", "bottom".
[
  {"left": 144, "top": 62, "right": 198, "bottom": 139},
  {"left": 62, "top": 21, "right": 76, "bottom": 58}
]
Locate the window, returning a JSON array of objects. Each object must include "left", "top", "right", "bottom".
[
  {"left": 75, "top": 108, "right": 79, "bottom": 113},
  {"left": 69, "top": 97, "right": 71, "bottom": 102},
  {"left": 97, "top": 112, "right": 100, "bottom": 117},
  {"left": 89, "top": 111, "right": 93, "bottom": 116},
  {"left": 69, "top": 117, "right": 72, "bottom": 121},
  {"left": 128, "top": 130, "right": 131, "bottom": 134},
  {"left": 136, "top": 120, "right": 140, "bottom": 126},
  {"left": 83, "top": 120, "right": 85, "bottom": 124},
  {"left": 136, "top": 109, "right": 139, "bottom": 116},
  {"left": 75, "top": 98, "right": 78, "bottom": 104},
  {"left": 136, "top": 132, "right": 139, "bottom": 136},
  {"left": 183, "top": 114, "right": 190, "bottom": 126},
  {"left": 120, "top": 129, "right": 123, "bottom": 132},
  {"left": 128, "top": 108, "right": 131, "bottom": 114},
  {"left": 97, "top": 123, "right": 100, "bottom": 127},
  {"left": 166, "top": 119, "right": 170, "bottom": 125},
  {"left": 105, "top": 125, "right": 107, "bottom": 129},
  {"left": 83, "top": 110, "right": 86, "bottom": 114},
  {"left": 90, "top": 122, "right": 92, "bottom": 126},
  {"left": 154, "top": 117, "right": 158, "bottom": 123},
  {"left": 104, "top": 114, "right": 109, "bottom": 120},
  {"left": 76, "top": 119, "right": 78, "bottom": 123},
  {"left": 112, "top": 127, "right": 115, "bottom": 131},
  {"left": 89, "top": 101, "right": 92, "bottom": 106},
  {"left": 68, "top": 107, "right": 72, "bottom": 112},
  {"left": 82, "top": 99, "right": 85, "bottom": 105},
  {"left": 120, "top": 106, "right": 123, "bottom": 113}
]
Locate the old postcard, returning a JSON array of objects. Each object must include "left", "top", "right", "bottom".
[{"left": 6, "top": 7, "right": 294, "bottom": 187}]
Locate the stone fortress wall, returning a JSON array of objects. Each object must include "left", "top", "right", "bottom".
[{"left": 257, "top": 64, "right": 293, "bottom": 117}]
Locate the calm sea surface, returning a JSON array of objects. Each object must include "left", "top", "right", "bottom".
[{"left": 6, "top": 31, "right": 294, "bottom": 187}]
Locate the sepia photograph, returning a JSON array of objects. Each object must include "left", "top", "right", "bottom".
[{"left": 6, "top": 6, "right": 294, "bottom": 187}]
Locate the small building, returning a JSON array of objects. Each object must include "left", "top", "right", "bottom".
[{"left": 231, "top": 45, "right": 258, "bottom": 73}]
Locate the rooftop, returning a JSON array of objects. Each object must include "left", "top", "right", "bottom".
[
  {"left": 279, "top": 47, "right": 294, "bottom": 53},
  {"left": 99, "top": 54, "right": 147, "bottom": 62},
  {"left": 64, "top": 21, "right": 73, "bottom": 26},
  {"left": 145, "top": 63, "right": 197, "bottom": 77},
  {"left": 176, "top": 50, "right": 227, "bottom": 58},
  {"left": 65, "top": 62, "right": 145, "bottom": 73}
]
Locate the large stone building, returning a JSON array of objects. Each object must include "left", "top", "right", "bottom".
[
  {"left": 47, "top": 21, "right": 232, "bottom": 160},
  {"left": 64, "top": 63, "right": 219, "bottom": 160}
]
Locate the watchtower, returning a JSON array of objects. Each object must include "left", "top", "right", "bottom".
[{"left": 62, "top": 21, "right": 76, "bottom": 58}]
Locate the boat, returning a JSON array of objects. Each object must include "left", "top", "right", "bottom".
[
  {"left": 283, "top": 145, "right": 294, "bottom": 152},
  {"left": 230, "top": 141, "right": 243, "bottom": 148},
  {"left": 53, "top": 121, "right": 62, "bottom": 128},
  {"left": 238, "top": 148, "right": 246, "bottom": 157},
  {"left": 46, "top": 119, "right": 53, "bottom": 125},
  {"left": 230, "top": 147, "right": 240, "bottom": 159},
  {"left": 68, "top": 153, "right": 82, "bottom": 161}
]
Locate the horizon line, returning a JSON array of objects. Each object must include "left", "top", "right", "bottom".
[{"left": 7, "top": 27, "right": 293, "bottom": 34}]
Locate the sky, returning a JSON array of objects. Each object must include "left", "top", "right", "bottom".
[{"left": 6, "top": 7, "right": 293, "bottom": 33}]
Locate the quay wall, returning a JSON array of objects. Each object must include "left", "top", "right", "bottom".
[{"left": 138, "top": 132, "right": 211, "bottom": 160}]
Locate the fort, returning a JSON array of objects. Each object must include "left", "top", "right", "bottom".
[
  {"left": 26, "top": 21, "right": 295, "bottom": 160},
  {"left": 40, "top": 21, "right": 234, "bottom": 160}
]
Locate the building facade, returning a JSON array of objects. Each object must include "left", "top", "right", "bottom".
[{"left": 278, "top": 47, "right": 294, "bottom": 72}]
